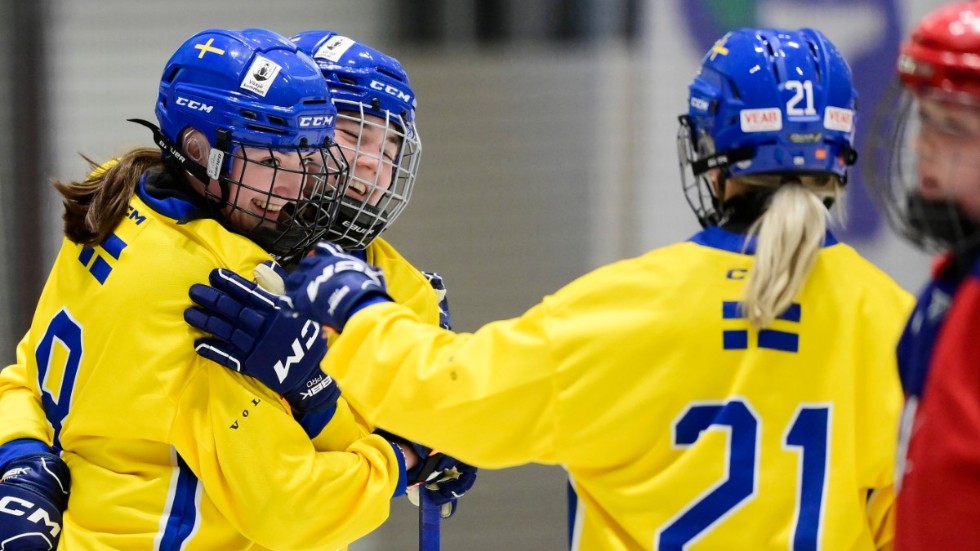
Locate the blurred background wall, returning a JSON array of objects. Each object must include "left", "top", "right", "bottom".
[{"left": 0, "top": 0, "right": 949, "bottom": 548}]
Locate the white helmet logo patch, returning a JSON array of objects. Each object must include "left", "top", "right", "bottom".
[{"left": 241, "top": 55, "right": 282, "bottom": 97}]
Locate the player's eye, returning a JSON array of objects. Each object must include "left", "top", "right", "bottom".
[{"left": 302, "top": 157, "right": 324, "bottom": 172}]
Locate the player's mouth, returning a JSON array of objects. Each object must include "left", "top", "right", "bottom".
[
  {"left": 346, "top": 180, "right": 369, "bottom": 198},
  {"left": 251, "top": 198, "right": 287, "bottom": 216},
  {"left": 917, "top": 175, "right": 943, "bottom": 198}
]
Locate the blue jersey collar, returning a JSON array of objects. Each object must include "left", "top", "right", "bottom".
[
  {"left": 689, "top": 225, "right": 839, "bottom": 255},
  {"left": 135, "top": 169, "right": 210, "bottom": 223}
]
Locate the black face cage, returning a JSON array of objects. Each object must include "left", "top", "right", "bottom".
[
  {"left": 130, "top": 118, "right": 352, "bottom": 263},
  {"left": 864, "top": 85, "right": 980, "bottom": 253},
  {"left": 677, "top": 116, "right": 717, "bottom": 227},
  {"left": 676, "top": 115, "right": 755, "bottom": 228},
  {"left": 214, "top": 140, "right": 350, "bottom": 264},
  {"left": 326, "top": 100, "right": 421, "bottom": 250}
]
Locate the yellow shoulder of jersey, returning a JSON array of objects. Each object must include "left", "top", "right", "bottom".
[
  {"left": 89, "top": 158, "right": 119, "bottom": 179},
  {"left": 365, "top": 237, "right": 440, "bottom": 327}
]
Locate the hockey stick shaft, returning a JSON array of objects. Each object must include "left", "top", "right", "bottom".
[{"left": 419, "top": 487, "right": 441, "bottom": 551}]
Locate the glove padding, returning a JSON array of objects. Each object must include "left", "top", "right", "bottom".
[
  {"left": 286, "top": 242, "right": 392, "bottom": 331},
  {"left": 406, "top": 461, "right": 479, "bottom": 519},
  {"left": 185, "top": 267, "right": 340, "bottom": 414},
  {"left": 0, "top": 453, "right": 71, "bottom": 550},
  {"left": 378, "top": 430, "right": 478, "bottom": 518}
]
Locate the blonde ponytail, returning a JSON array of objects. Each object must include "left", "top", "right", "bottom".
[{"left": 742, "top": 181, "right": 841, "bottom": 329}]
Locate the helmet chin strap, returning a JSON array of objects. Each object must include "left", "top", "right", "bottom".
[
  {"left": 691, "top": 147, "right": 755, "bottom": 178},
  {"left": 328, "top": 197, "right": 389, "bottom": 250}
]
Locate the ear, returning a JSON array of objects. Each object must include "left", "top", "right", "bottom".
[
  {"left": 708, "top": 169, "right": 723, "bottom": 198},
  {"left": 181, "top": 128, "right": 210, "bottom": 165},
  {"left": 178, "top": 128, "right": 218, "bottom": 194}
]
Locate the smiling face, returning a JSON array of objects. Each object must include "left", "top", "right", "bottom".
[
  {"left": 333, "top": 112, "right": 402, "bottom": 207},
  {"left": 914, "top": 94, "right": 980, "bottom": 221},
  {"left": 221, "top": 146, "right": 327, "bottom": 232}
]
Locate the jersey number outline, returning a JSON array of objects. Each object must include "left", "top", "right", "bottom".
[
  {"left": 656, "top": 399, "right": 830, "bottom": 551},
  {"left": 786, "top": 80, "right": 816, "bottom": 117},
  {"left": 35, "top": 308, "right": 84, "bottom": 450}
]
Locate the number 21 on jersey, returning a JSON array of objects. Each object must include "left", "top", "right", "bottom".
[{"left": 655, "top": 399, "right": 830, "bottom": 551}]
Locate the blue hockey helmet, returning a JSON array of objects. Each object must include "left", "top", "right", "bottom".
[
  {"left": 678, "top": 27, "right": 858, "bottom": 226},
  {"left": 157, "top": 28, "right": 339, "bottom": 152},
  {"left": 145, "top": 28, "right": 350, "bottom": 263},
  {"left": 291, "top": 30, "right": 421, "bottom": 249},
  {"left": 291, "top": 30, "right": 417, "bottom": 133}
]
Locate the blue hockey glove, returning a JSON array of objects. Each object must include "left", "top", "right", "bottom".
[
  {"left": 0, "top": 453, "right": 71, "bottom": 550},
  {"left": 286, "top": 242, "right": 392, "bottom": 331},
  {"left": 421, "top": 271, "right": 453, "bottom": 330},
  {"left": 377, "top": 430, "right": 478, "bottom": 518},
  {"left": 408, "top": 456, "right": 478, "bottom": 518},
  {"left": 185, "top": 267, "right": 340, "bottom": 414}
]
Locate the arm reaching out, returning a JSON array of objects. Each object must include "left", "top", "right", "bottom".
[{"left": 286, "top": 242, "right": 393, "bottom": 330}]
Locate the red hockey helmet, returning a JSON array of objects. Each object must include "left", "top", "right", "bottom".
[
  {"left": 865, "top": 3, "right": 980, "bottom": 252},
  {"left": 898, "top": 2, "right": 980, "bottom": 99}
]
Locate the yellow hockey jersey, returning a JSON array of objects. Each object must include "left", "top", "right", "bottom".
[
  {"left": 0, "top": 169, "right": 440, "bottom": 550},
  {"left": 325, "top": 226, "right": 913, "bottom": 551}
]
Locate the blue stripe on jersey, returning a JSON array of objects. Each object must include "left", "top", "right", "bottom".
[
  {"left": 898, "top": 254, "right": 980, "bottom": 397},
  {"left": 78, "top": 246, "right": 95, "bottom": 265},
  {"left": 102, "top": 233, "right": 127, "bottom": 259},
  {"left": 158, "top": 454, "right": 199, "bottom": 551},
  {"left": 78, "top": 235, "right": 128, "bottom": 284},
  {"left": 777, "top": 303, "right": 802, "bottom": 322},
  {"left": 723, "top": 330, "right": 749, "bottom": 350},
  {"left": 689, "top": 226, "right": 838, "bottom": 255},
  {"left": 567, "top": 481, "right": 577, "bottom": 549},
  {"left": 89, "top": 256, "right": 113, "bottom": 284},
  {"left": 722, "top": 301, "right": 801, "bottom": 322},
  {"left": 722, "top": 301, "right": 742, "bottom": 319},
  {"left": 758, "top": 330, "right": 799, "bottom": 352},
  {"left": 897, "top": 277, "right": 957, "bottom": 397},
  {"left": 722, "top": 301, "right": 801, "bottom": 352}
]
